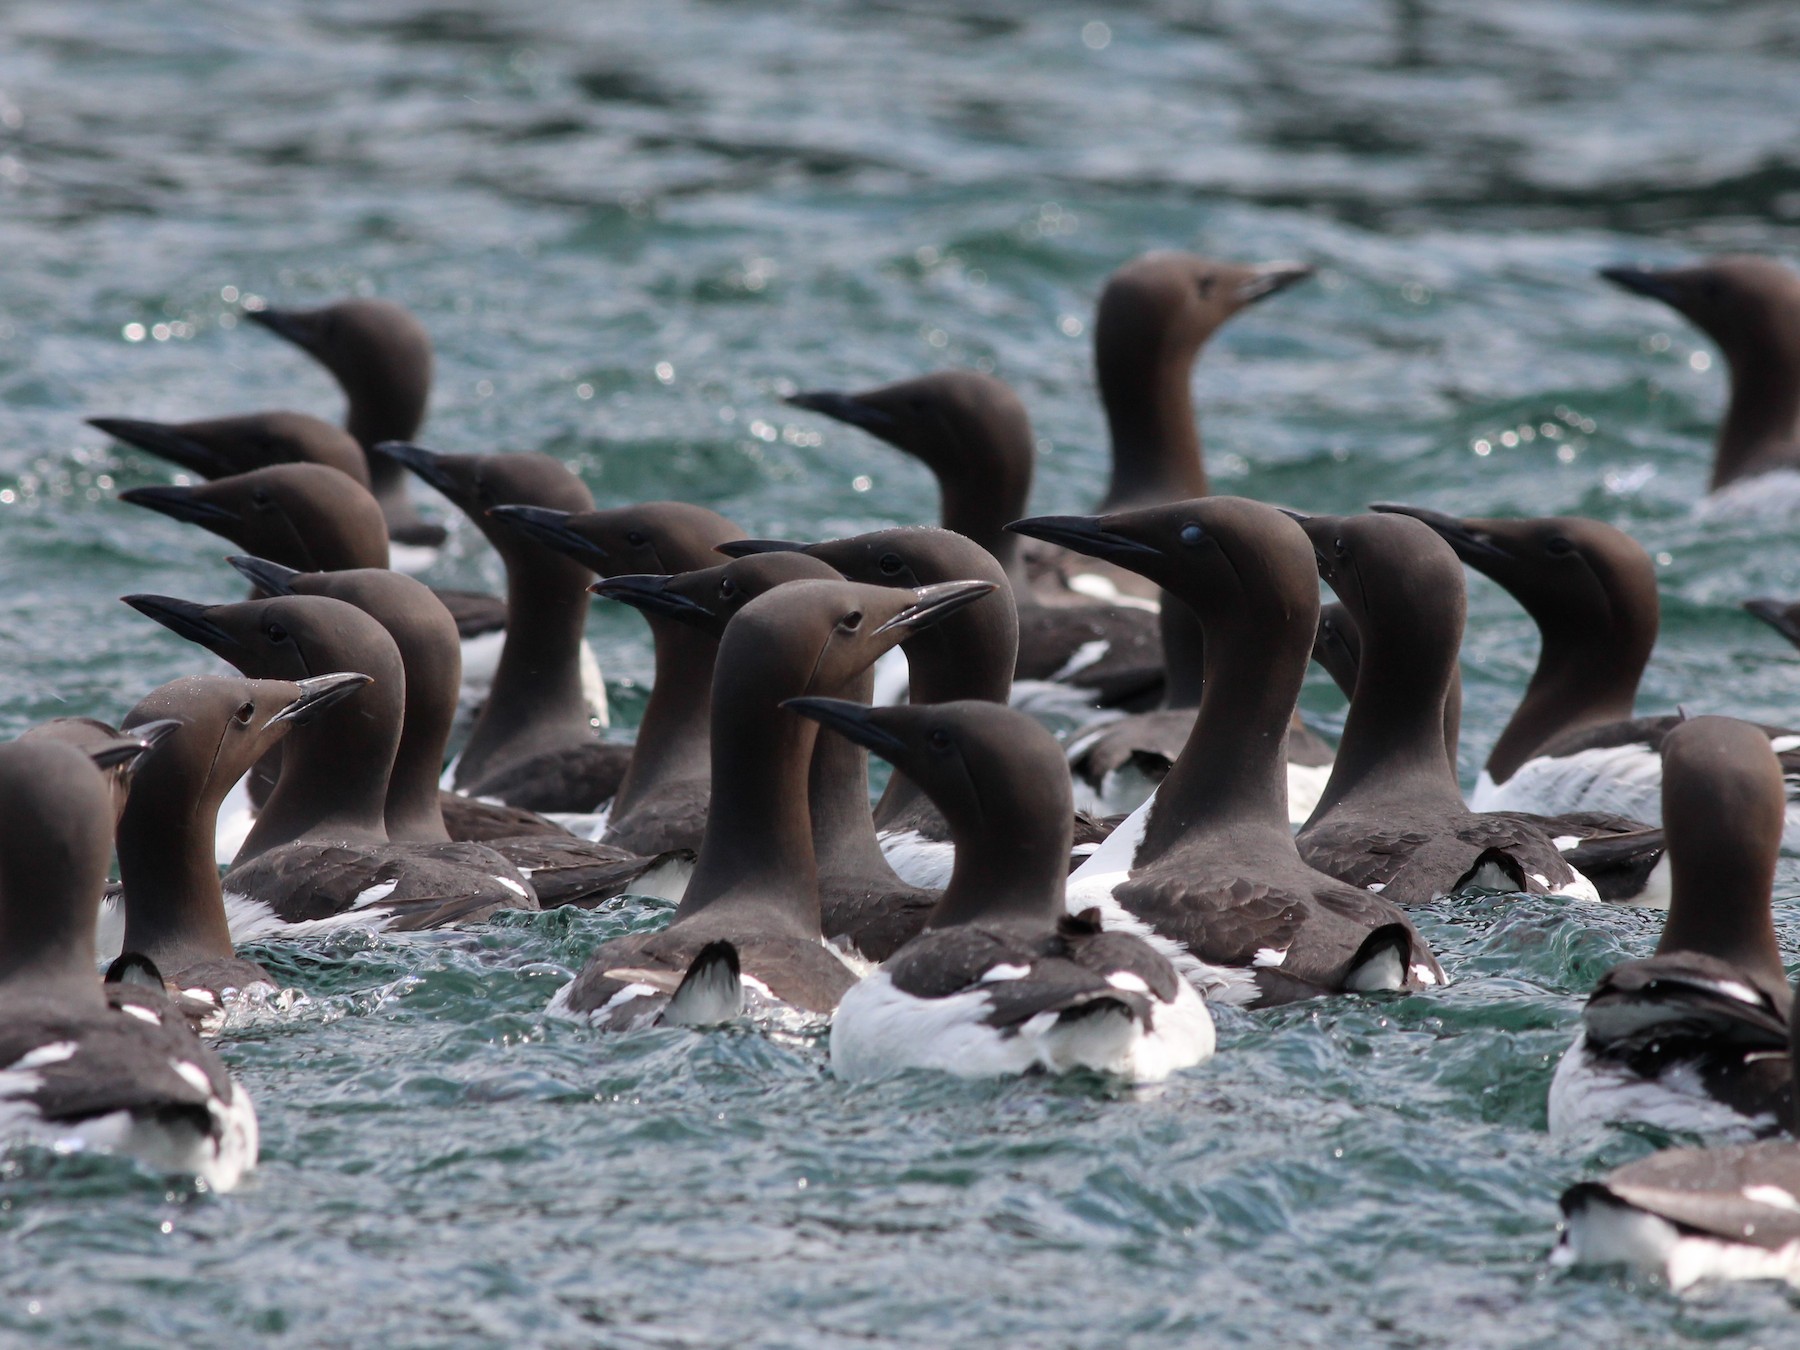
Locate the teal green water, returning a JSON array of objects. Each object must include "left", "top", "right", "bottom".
[{"left": 6, "top": 1, "right": 1800, "bottom": 1343}]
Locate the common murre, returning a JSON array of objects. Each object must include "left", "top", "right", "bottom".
[
  {"left": 790, "top": 696, "right": 1214, "bottom": 1083},
  {"left": 1010, "top": 498, "right": 1444, "bottom": 1006}
]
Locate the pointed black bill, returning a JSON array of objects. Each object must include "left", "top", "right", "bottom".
[
  {"left": 86, "top": 735, "right": 156, "bottom": 773},
  {"left": 487, "top": 504, "right": 607, "bottom": 569},
  {"left": 227, "top": 554, "right": 306, "bottom": 596},
  {"left": 1598, "top": 266, "right": 1685, "bottom": 308},
  {"left": 122, "top": 594, "right": 242, "bottom": 656},
  {"left": 782, "top": 696, "right": 909, "bottom": 762},
  {"left": 1367, "top": 503, "right": 1509, "bottom": 563},
  {"left": 1745, "top": 598, "right": 1800, "bottom": 651},
  {"left": 88, "top": 418, "right": 233, "bottom": 478},
  {"left": 591, "top": 573, "right": 715, "bottom": 624},
  {"left": 875, "top": 579, "right": 996, "bottom": 635},
  {"left": 1005, "top": 514, "right": 1162, "bottom": 562},
  {"left": 117, "top": 484, "right": 239, "bottom": 528},
  {"left": 126, "top": 718, "right": 183, "bottom": 751},
  {"left": 272, "top": 672, "right": 373, "bottom": 725},
  {"left": 784, "top": 390, "right": 898, "bottom": 435},
  {"left": 715, "top": 538, "right": 810, "bottom": 559},
  {"left": 246, "top": 306, "right": 322, "bottom": 355},
  {"left": 1236, "top": 262, "right": 1314, "bottom": 304},
  {"left": 370, "top": 441, "right": 461, "bottom": 497}
]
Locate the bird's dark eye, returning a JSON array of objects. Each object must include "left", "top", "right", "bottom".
[
  {"left": 839, "top": 610, "right": 863, "bottom": 632},
  {"left": 250, "top": 489, "right": 271, "bottom": 508},
  {"left": 1196, "top": 276, "right": 1215, "bottom": 298},
  {"left": 1179, "top": 522, "right": 1205, "bottom": 546},
  {"left": 878, "top": 553, "right": 904, "bottom": 576},
  {"left": 929, "top": 728, "right": 952, "bottom": 751},
  {"left": 627, "top": 531, "right": 648, "bottom": 548},
  {"left": 265, "top": 623, "right": 288, "bottom": 643},
  {"left": 1334, "top": 538, "right": 1349, "bottom": 558},
  {"left": 234, "top": 701, "right": 255, "bottom": 724},
  {"left": 719, "top": 577, "right": 737, "bottom": 599},
  {"left": 1545, "top": 536, "right": 1576, "bottom": 557}
]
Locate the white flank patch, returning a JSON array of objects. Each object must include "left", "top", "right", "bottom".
[
  {"left": 1365, "top": 882, "right": 1387, "bottom": 893},
  {"left": 877, "top": 828, "right": 956, "bottom": 890},
  {"left": 1252, "top": 946, "right": 1289, "bottom": 969},
  {"left": 1063, "top": 862, "right": 1259, "bottom": 1006},
  {"left": 1410, "top": 964, "right": 1441, "bottom": 987},
  {"left": 224, "top": 890, "right": 396, "bottom": 944},
  {"left": 1051, "top": 639, "right": 1111, "bottom": 682},
  {"left": 1469, "top": 746, "right": 1662, "bottom": 824},
  {"left": 980, "top": 964, "right": 1031, "bottom": 983},
  {"left": 1547, "top": 1035, "right": 1774, "bottom": 1142},
  {"left": 493, "top": 875, "right": 530, "bottom": 899},
  {"left": 169, "top": 1060, "right": 213, "bottom": 1096},
  {"left": 830, "top": 968, "right": 1211, "bottom": 1084},
  {"left": 1743, "top": 1185, "right": 1800, "bottom": 1213},
  {"left": 351, "top": 879, "right": 401, "bottom": 909},
  {"left": 1065, "top": 573, "right": 1160, "bottom": 612},
  {"left": 13, "top": 1043, "right": 77, "bottom": 1071},
  {"left": 1558, "top": 1195, "right": 1800, "bottom": 1292},
  {"left": 120, "top": 1004, "right": 161, "bottom": 1026},
  {"left": 1552, "top": 835, "right": 1581, "bottom": 852},
  {"left": 1106, "top": 971, "right": 1150, "bottom": 993}
]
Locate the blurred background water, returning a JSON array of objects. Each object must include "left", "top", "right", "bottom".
[{"left": 5, "top": 1, "right": 1800, "bottom": 1344}]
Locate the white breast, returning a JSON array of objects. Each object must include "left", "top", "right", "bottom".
[{"left": 877, "top": 828, "right": 956, "bottom": 890}]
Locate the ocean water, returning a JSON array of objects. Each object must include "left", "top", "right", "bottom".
[{"left": 5, "top": 0, "right": 1800, "bottom": 1343}]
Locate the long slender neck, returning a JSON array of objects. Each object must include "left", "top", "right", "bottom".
[
  {"left": 1159, "top": 599, "right": 1207, "bottom": 709},
  {"left": 676, "top": 661, "right": 822, "bottom": 936},
  {"left": 456, "top": 550, "right": 593, "bottom": 785},
  {"left": 873, "top": 607, "right": 1014, "bottom": 828},
  {"left": 807, "top": 668, "right": 900, "bottom": 883},
  {"left": 1716, "top": 343, "right": 1800, "bottom": 488},
  {"left": 1487, "top": 618, "right": 1642, "bottom": 783},
  {"left": 1658, "top": 859, "right": 1784, "bottom": 987},
  {"left": 0, "top": 882, "right": 102, "bottom": 997},
  {"left": 385, "top": 660, "right": 454, "bottom": 842},
  {"left": 938, "top": 475, "right": 1030, "bottom": 590},
  {"left": 610, "top": 616, "right": 717, "bottom": 815},
  {"left": 118, "top": 772, "right": 238, "bottom": 969},
  {"left": 1308, "top": 610, "right": 1463, "bottom": 822},
  {"left": 238, "top": 687, "right": 399, "bottom": 859},
  {"left": 1137, "top": 600, "right": 1310, "bottom": 865},
  {"left": 1099, "top": 354, "right": 1207, "bottom": 510},
  {"left": 927, "top": 788, "right": 1071, "bottom": 930}
]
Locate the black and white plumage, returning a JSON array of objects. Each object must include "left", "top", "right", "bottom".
[
  {"left": 1370, "top": 503, "right": 1800, "bottom": 846},
  {"left": 1549, "top": 717, "right": 1794, "bottom": 1142},
  {"left": 1556, "top": 1141, "right": 1800, "bottom": 1291},
  {"left": 556, "top": 579, "right": 993, "bottom": 1029},
  {"left": 1291, "top": 512, "right": 1597, "bottom": 905},
  {"left": 1011, "top": 499, "right": 1444, "bottom": 1007},
  {"left": 0, "top": 739, "right": 258, "bottom": 1191},
  {"left": 789, "top": 696, "right": 1211, "bottom": 1082}
]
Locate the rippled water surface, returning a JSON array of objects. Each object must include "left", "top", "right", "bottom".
[{"left": 7, "top": 1, "right": 1800, "bottom": 1344}]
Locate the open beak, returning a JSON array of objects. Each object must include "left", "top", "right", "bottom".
[
  {"left": 784, "top": 390, "right": 899, "bottom": 435},
  {"left": 88, "top": 419, "right": 232, "bottom": 479},
  {"left": 118, "top": 484, "right": 239, "bottom": 529},
  {"left": 1368, "top": 502, "right": 1510, "bottom": 564},
  {"left": 1236, "top": 262, "right": 1314, "bottom": 305},
  {"left": 487, "top": 504, "right": 608, "bottom": 569},
  {"left": 271, "top": 672, "right": 373, "bottom": 725},
  {"left": 227, "top": 554, "right": 305, "bottom": 596},
  {"left": 782, "top": 696, "right": 909, "bottom": 761},
  {"left": 875, "top": 580, "right": 996, "bottom": 635},
  {"left": 715, "top": 538, "right": 810, "bottom": 558},
  {"left": 122, "top": 594, "right": 243, "bottom": 656},
  {"left": 1006, "top": 514, "right": 1162, "bottom": 562}
]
